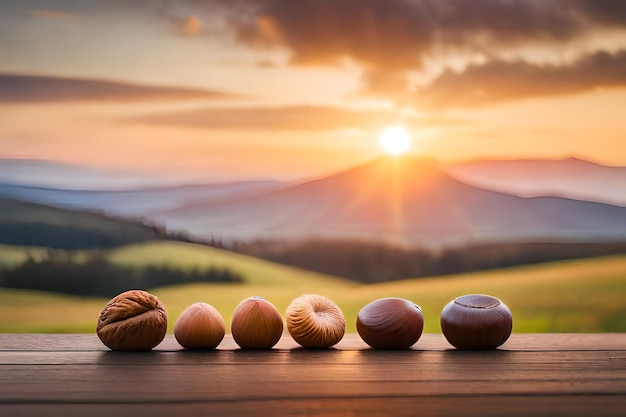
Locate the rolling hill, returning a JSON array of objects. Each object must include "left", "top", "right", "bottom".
[
  {"left": 1, "top": 240, "right": 625, "bottom": 333},
  {"left": 0, "top": 241, "right": 355, "bottom": 332},
  {"left": 0, "top": 198, "right": 164, "bottom": 249},
  {"left": 155, "top": 156, "right": 626, "bottom": 246}
]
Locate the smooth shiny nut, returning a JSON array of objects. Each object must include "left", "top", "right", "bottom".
[
  {"left": 357, "top": 297, "right": 424, "bottom": 349},
  {"left": 96, "top": 289, "right": 167, "bottom": 351},
  {"left": 440, "top": 294, "right": 513, "bottom": 350}
]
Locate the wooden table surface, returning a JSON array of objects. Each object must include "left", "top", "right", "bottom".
[{"left": 1, "top": 333, "right": 625, "bottom": 417}]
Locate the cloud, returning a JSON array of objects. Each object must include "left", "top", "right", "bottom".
[
  {"left": 227, "top": 0, "right": 433, "bottom": 70},
  {"left": 0, "top": 74, "right": 236, "bottom": 103},
  {"left": 132, "top": 105, "right": 402, "bottom": 131},
  {"left": 417, "top": 50, "right": 626, "bottom": 107},
  {"left": 574, "top": 1, "right": 626, "bottom": 26},
  {"left": 209, "top": 0, "right": 626, "bottom": 106},
  {"left": 179, "top": 16, "right": 203, "bottom": 35}
]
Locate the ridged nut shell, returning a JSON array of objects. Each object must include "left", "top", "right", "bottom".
[
  {"left": 174, "top": 302, "right": 225, "bottom": 350},
  {"left": 231, "top": 296, "right": 284, "bottom": 349},
  {"left": 440, "top": 294, "right": 513, "bottom": 350},
  {"left": 357, "top": 297, "right": 424, "bottom": 349},
  {"left": 285, "top": 294, "right": 345, "bottom": 348},
  {"left": 96, "top": 289, "right": 167, "bottom": 351}
]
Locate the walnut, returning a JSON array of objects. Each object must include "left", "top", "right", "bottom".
[{"left": 96, "top": 290, "right": 167, "bottom": 351}]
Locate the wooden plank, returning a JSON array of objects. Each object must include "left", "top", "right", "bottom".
[
  {"left": 0, "top": 374, "right": 623, "bottom": 401},
  {"left": 1, "top": 334, "right": 625, "bottom": 417},
  {"left": 0, "top": 351, "right": 624, "bottom": 401},
  {"left": 1, "top": 333, "right": 625, "bottom": 352},
  {"left": 2, "top": 349, "right": 626, "bottom": 366},
  {"left": 1, "top": 396, "right": 626, "bottom": 417}
]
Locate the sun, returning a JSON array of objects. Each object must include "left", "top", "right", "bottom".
[{"left": 378, "top": 125, "right": 411, "bottom": 155}]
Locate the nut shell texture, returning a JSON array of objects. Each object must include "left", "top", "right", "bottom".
[
  {"left": 286, "top": 294, "right": 345, "bottom": 348},
  {"left": 96, "top": 289, "right": 167, "bottom": 351},
  {"left": 231, "top": 296, "right": 284, "bottom": 349},
  {"left": 357, "top": 298, "right": 424, "bottom": 349},
  {"left": 440, "top": 294, "right": 513, "bottom": 350},
  {"left": 174, "top": 302, "right": 225, "bottom": 350}
]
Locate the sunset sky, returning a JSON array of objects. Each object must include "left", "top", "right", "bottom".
[{"left": 1, "top": 0, "right": 626, "bottom": 182}]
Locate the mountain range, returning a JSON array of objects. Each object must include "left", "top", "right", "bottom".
[
  {"left": 0, "top": 181, "right": 282, "bottom": 218},
  {"left": 152, "top": 156, "right": 626, "bottom": 246},
  {"left": 447, "top": 157, "right": 626, "bottom": 206},
  {"left": 2, "top": 156, "right": 625, "bottom": 246}
]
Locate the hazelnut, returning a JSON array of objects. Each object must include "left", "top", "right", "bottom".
[
  {"left": 174, "top": 302, "right": 225, "bottom": 350},
  {"left": 231, "top": 296, "right": 284, "bottom": 349}
]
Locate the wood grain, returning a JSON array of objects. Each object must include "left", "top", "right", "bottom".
[
  {"left": 1, "top": 333, "right": 625, "bottom": 351},
  {"left": 1, "top": 334, "right": 625, "bottom": 417}
]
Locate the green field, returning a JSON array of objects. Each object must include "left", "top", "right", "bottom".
[{"left": 1, "top": 241, "right": 625, "bottom": 333}]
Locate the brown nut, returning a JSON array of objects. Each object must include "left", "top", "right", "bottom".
[
  {"left": 357, "top": 297, "right": 424, "bottom": 349},
  {"left": 440, "top": 294, "right": 513, "bottom": 350},
  {"left": 96, "top": 289, "right": 167, "bottom": 351},
  {"left": 174, "top": 302, "right": 225, "bottom": 350},
  {"left": 231, "top": 296, "right": 284, "bottom": 349},
  {"left": 285, "top": 294, "right": 345, "bottom": 348}
]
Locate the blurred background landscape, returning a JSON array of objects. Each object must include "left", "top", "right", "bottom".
[{"left": 1, "top": 0, "right": 625, "bottom": 333}]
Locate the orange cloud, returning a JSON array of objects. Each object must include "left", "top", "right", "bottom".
[
  {"left": 181, "top": 16, "right": 203, "bottom": 36},
  {"left": 416, "top": 51, "right": 626, "bottom": 108},
  {"left": 131, "top": 105, "right": 397, "bottom": 131},
  {"left": 0, "top": 74, "right": 238, "bottom": 103},
  {"left": 129, "top": 104, "right": 469, "bottom": 131},
  {"left": 256, "top": 16, "right": 281, "bottom": 42},
  {"left": 219, "top": 0, "right": 626, "bottom": 107}
]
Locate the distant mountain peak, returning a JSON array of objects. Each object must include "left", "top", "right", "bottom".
[
  {"left": 281, "top": 155, "right": 457, "bottom": 203},
  {"left": 446, "top": 156, "right": 626, "bottom": 206},
  {"left": 328, "top": 155, "right": 445, "bottom": 180}
]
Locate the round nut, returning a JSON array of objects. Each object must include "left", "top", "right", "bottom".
[
  {"left": 96, "top": 289, "right": 167, "bottom": 351},
  {"left": 357, "top": 297, "right": 424, "bottom": 349},
  {"left": 285, "top": 294, "right": 345, "bottom": 348},
  {"left": 174, "top": 302, "right": 225, "bottom": 350},
  {"left": 231, "top": 296, "right": 284, "bottom": 349},
  {"left": 440, "top": 294, "right": 513, "bottom": 350}
]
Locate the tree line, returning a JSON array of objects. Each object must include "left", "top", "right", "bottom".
[
  {"left": 0, "top": 252, "right": 243, "bottom": 298},
  {"left": 231, "top": 239, "right": 626, "bottom": 283}
]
